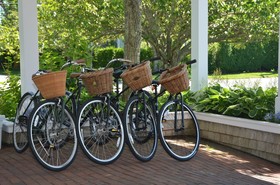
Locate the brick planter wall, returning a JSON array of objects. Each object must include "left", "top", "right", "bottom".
[{"left": 196, "top": 112, "right": 280, "bottom": 164}]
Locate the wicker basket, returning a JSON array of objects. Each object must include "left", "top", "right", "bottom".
[
  {"left": 120, "top": 61, "right": 152, "bottom": 91},
  {"left": 159, "top": 64, "right": 189, "bottom": 94},
  {"left": 32, "top": 70, "right": 67, "bottom": 99},
  {"left": 80, "top": 68, "right": 113, "bottom": 96}
]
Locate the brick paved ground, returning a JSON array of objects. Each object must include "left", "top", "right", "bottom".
[{"left": 0, "top": 140, "right": 280, "bottom": 185}]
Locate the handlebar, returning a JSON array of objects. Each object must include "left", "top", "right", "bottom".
[
  {"left": 60, "top": 59, "right": 86, "bottom": 70},
  {"left": 32, "top": 70, "right": 50, "bottom": 77},
  {"left": 152, "top": 59, "right": 197, "bottom": 75},
  {"left": 105, "top": 58, "right": 133, "bottom": 69},
  {"left": 107, "top": 56, "right": 161, "bottom": 69},
  {"left": 142, "top": 56, "right": 161, "bottom": 63}
]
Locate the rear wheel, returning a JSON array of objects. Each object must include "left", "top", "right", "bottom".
[{"left": 13, "top": 92, "right": 36, "bottom": 153}]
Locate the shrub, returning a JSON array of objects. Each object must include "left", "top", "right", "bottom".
[
  {"left": 0, "top": 73, "right": 21, "bottom": 119},
  {"left": 186, "top": 84, "right": 277, "bottom": 122}
]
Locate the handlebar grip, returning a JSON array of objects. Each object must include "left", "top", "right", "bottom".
[{"left": 186, "top": 59, "right": 197, "bottom": 65}]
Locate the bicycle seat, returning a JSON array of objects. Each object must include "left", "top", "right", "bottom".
[{"left": 70, "top": 73, "right": 82, "bottom": 79}]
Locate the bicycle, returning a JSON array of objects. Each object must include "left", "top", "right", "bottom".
[
  {"left": 13, "top": 59, "right": 90, "bottom": 171},
  {"left": 123, "top": 59, "right": 200, "bottom": 161},
  {"left": 121, "top": 58, "right": 159, "bottom": 162},
  {"left": 76, "top": 65, "right": 127, "bottom": 165},
  {"left": 13, "top": 59, "right": 86, "bottom": 153}
]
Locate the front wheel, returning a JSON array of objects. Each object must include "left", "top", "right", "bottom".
[
  {"left": 123, "top": 95, "right": 157, "bottom": 162},
  {"left": 77, "top": 97, "right": 125, "bottom": 165},
  {"left": 27, "top": 99, "right": 78, "bottom": 171},
  {"left": 158, "top": 100, "right": 200, "bottom": 161}
]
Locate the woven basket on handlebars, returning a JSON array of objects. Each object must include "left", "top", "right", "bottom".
[
  {"left": 159, "top": 64, "right": 189, "bottom": 95},
  {"left": 120, "top": 61, "right": 152, "bottom": 91},
  {"left": 32, "top": 70, "right": 67, "bottom": 99},
  {"left": 80, "top": 68, "right": 113, "bottom": 96}
]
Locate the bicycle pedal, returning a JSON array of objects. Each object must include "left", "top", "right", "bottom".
[{"left": 111, "top": 128, "right": 118, "bottom": 132}]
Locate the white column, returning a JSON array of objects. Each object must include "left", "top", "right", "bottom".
[
  {"left": 275, "top": 14, "right": 280, "bottom": 113},
  {"left": 191, "top": 0, "right": 208, "bottom": 91},
  {"left": 18, "top": 0, "right": 39, "bottom": 95}
]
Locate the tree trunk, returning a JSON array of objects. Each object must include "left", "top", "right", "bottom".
[
  {"left": 123, "top": 0, "right": 142, "bottom": 100},
  {"left": 123, "top": 0, "right": 142, "bottom": 64}
]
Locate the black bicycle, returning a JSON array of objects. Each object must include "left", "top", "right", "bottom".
[
  {"left": 124, "top": 59, "right": 200, "bottom": 161},
  {"left": 75, "top": 60, "right": 131, "bottom": 165},
  {"left": 13, "top": 59, "right": 86, "bottom": 153},
  {"left": 121, "top": 58, "right": 160, "bottom": 162}
]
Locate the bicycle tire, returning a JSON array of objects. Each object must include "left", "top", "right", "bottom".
[
  {"left": 158, "top": 99, "right": 200, "bottom": 161},
  {"left": 27, "top": 99, "right": 78, "bottom": 171},
  {"left": 77, "top": 97, "right": 125, "bottom": 165},
  {"left": 13, "top": 92, "right": 36, "bottom": 153},
  {"left": 123, "top": 94, "right": 157, "bottom": 162}
]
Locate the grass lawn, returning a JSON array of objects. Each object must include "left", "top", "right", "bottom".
[{"left": 209, "top": 72, "right": 278, "bottom": 79}]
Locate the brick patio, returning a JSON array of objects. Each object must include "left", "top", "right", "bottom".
[{"left": 0, "top": 140, "right": 279, "bottom": 185}]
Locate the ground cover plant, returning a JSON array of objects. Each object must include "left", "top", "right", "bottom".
[{"left": 183, "top": 83, "right": 278, "bottom": 123}]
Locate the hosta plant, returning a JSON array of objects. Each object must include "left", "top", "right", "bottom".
[{"left": 184, "top": 84, "right": 277, "bottom": 122}]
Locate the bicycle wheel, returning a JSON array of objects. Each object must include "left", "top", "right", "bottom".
[
  {"left": 158, "top": 99, "right": 200, "bottom": 161},
  {"left": 77, "top": 97, "right": 124, "bottom": 165},
  {"left": 123, "top": 94, "right": 157, "bottom": 162},
  {"left": 27, "top": 99, "right": 78, "bottom": 171},
  {"left": 13, "top": 92, "right": 36, "bottom": 153}
]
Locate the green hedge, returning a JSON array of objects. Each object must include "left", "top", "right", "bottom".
[
  {"left": 209, "top": 40, "right": 278, "bottom": 74},
  {"left": 93, "top": 47, "right": 153, "bottom": 68}
]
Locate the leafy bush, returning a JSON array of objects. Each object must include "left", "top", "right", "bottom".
[
  {"left": 185, "top": 84, "right": 277, "bottom": 122},
  {"left": 0, "top": 74, "right": 21, "bottom": 119}
]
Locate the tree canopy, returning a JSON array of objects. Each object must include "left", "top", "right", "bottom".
[{"left": 0, "top": 0, "right": 279, "bottom": 69}]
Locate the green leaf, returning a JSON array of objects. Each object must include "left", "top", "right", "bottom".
[
  {"left": 209, "top": 94, "right": 220, "bottom": 100},
  {"left": 249, "top": 109, "right": 257, "bottom": 118}
]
